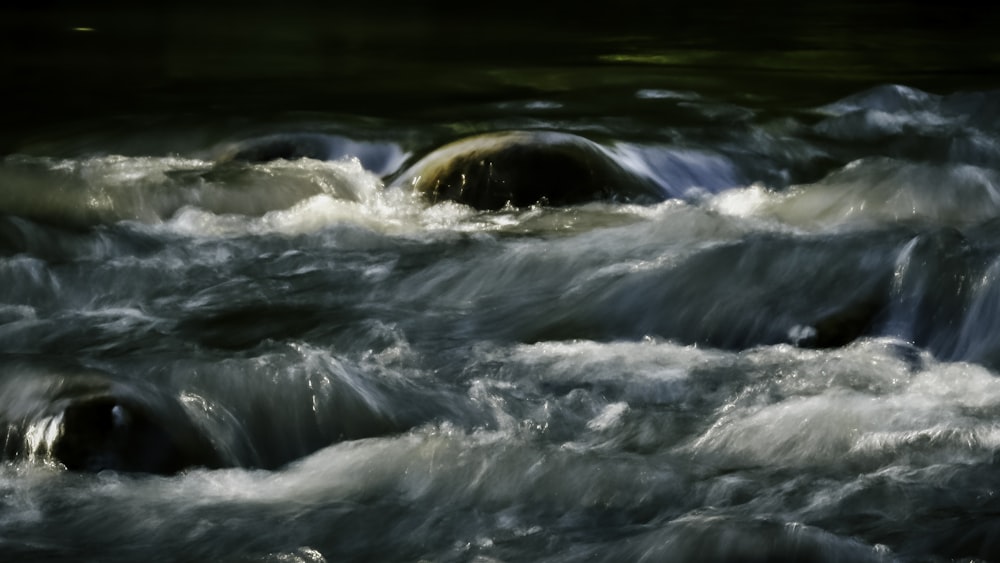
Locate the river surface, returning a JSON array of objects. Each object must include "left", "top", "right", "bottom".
[{"left": 5, "top": 7, "right": 1000, "bottom": 562}]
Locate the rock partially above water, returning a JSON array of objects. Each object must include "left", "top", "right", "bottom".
[{"left": 390, "top": 131, "right": 664, "bottom": 210}]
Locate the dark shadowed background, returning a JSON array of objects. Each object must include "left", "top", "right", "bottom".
[{"left": 2, "top": 1, "right": 999, "bottom": 152}]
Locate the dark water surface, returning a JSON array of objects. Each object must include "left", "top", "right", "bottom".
[{"left": 4, "top": 4, "right": 1000, "bottom": 562}]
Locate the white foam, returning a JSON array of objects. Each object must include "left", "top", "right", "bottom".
[
  {"left": 684, "top": 345, "right": 1000, "bottom": 469},
  {"left": 22, "top": 413, "right": 62, "bottom": 463},
  {"left": 587, "top": 402, "right": 629, "bottom": 431},
  {"left": 708, "top": 158, "right": 1000, "bottom": 231}
]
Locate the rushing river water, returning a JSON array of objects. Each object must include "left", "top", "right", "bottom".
[{"left": 5, "top": 7, "right": 1000, "bottom": 561}]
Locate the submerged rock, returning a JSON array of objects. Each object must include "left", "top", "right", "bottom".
[
  {"left": 0, "top": 358, "right": 220, "bottom": 474},
  {"left": 390, "top": 131, "right": 664, "bottom": 210},
  {"left": 217, "top": 133, "right": 334, "bottom": 163},
  {"left": 213, "top": 132, "right": 406, "bottom": 175},
  {"left": 885, "top": 227, "right": 975, "bottom": 357}
]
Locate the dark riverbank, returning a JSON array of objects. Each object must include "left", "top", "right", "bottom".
[{"left": 3, "top": 2, "right": 999, "bottom": 153}]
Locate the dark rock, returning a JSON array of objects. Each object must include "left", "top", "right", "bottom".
[
  {"left": 391, "top": 130, "right": 664, "bottom": 210},
  {"left": 0, "top": 358, "right": 221, "bottom": 474},
  {"left": 217, "top": 133, "right": 333, "bottom": 163}
]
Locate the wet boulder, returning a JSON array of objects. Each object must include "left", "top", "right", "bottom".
[
  {"left": 213, "top": 132, "right": 406, "bottom": 175},
  {"left": 883, "top": 227, "right": 975, "bottom": 358},
  {"left": 216, "top": 133, "right": 334, "bottom": 163},
  {"left": 0, "top": 358, "right": 221, "bottom": 474},
  {"left": 390, "top": 131, "right": 664, "bottom": 210}
]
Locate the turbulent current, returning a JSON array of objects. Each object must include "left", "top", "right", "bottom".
[{"left": 5, "top": 83, "right": 1000, "bottom": 561}]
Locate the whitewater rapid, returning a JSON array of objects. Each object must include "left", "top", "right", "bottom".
[{"left": 3, "top": 84, "right": 1000, "bottom": 561}]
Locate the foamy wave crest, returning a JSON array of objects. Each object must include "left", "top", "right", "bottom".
[
  {"left": 710, "top": 158, "right": 1000, "bottom": 231},
  {"left": 0, "top": 155, "right": 387, "bottom": 227}
]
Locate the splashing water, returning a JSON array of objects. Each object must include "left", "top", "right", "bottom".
[{"left": 3, "top": 81, "right": 1000, "bottom": 562}]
